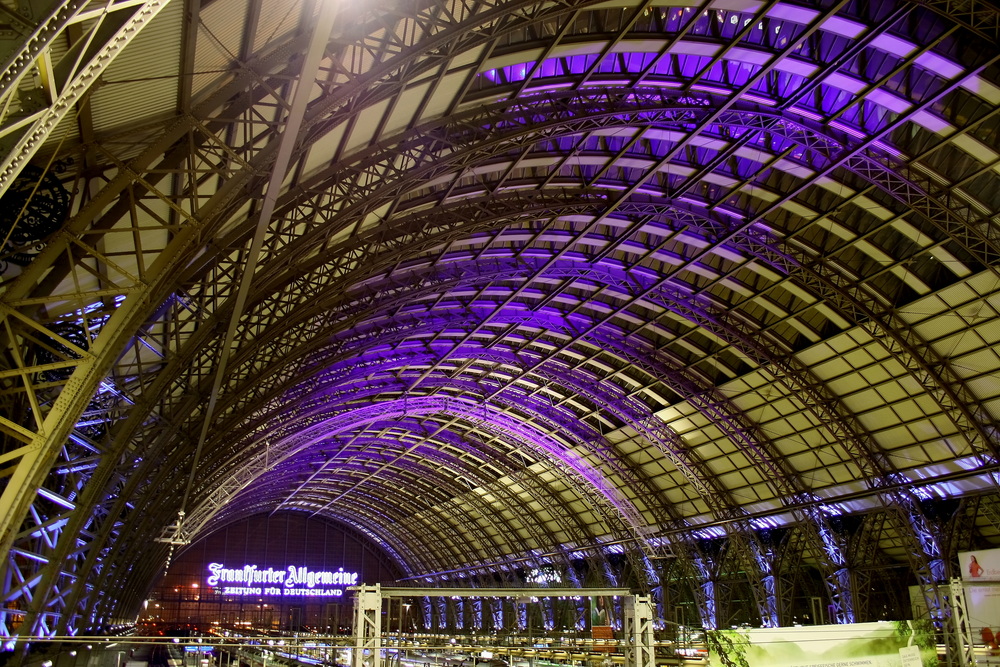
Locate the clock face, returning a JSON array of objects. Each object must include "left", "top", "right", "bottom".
[{"left": 1, "top": 163, "right": 71, "bottom": 269}]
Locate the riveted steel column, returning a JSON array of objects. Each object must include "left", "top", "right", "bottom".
[
  {"left": 623, "top": 595, "right": 655, "bottom": 667},
  {"left": 352, "top": 584, "right": 383, "bottom": 667}
]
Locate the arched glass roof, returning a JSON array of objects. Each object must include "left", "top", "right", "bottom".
[{"left": 0, "top": 0, "right": 998, "bottom": 644}]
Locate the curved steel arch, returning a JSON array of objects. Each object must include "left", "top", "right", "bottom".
[
  {"left": 292, "top": 347, "right": 811, "bottom": 627},
  {"left": 3, "top": 0, "right": 992, "bottom": 498},
  {"left": 310, "top": 344, "right": 759, "bottom": 519},
  {"left": 182, "top": 91, "right": 997, "bottom": 473},
  {"left": 254, "top": 426, "right": 596, "bottom": 573},
  {"left": 173, "top": 380, "right": 686, "bottom": 608},
  {"left": 13, "top": 90, "right": 976, "bottom": 580},
  {"left": 181, "top": 396, "right": 645, "bottom": 551},
  {"left": 254, "top": 254, "right": 940, "bottom": 616},
  {"left": 310, "top": 306, "right": 855, "bottom": 619},
  {"left": 235, "top": 252, "right": 917, "bottom": 486},
  {"left": 0, "top": 0, "right": 621, "bottom": 568},
  {"left": 183, "top": 286, "right": 850, "bottom": 628},
  {"left": 250, "top": 471, "right": 493, "bottom": 571}
]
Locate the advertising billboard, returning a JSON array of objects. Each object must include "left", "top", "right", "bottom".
[
  {"left": 957, "top": 548, "right": 1000, "bottom": 652},
  {"left": 707, "top": 621, "right": 937, "bottom": 667},
  {"left": 960, "top": 548, "right": 1000, "bottom": 582}
]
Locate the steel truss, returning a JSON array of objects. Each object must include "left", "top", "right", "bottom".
[
  {"left": 353, "top": 585, "right": 384, "bottom": 667},
  {"left": 0, "top": 0, "right": 173, "bottom": 198},
  {"left": 351, "top": 586, "right": 647, "bottom": 667},
  {"left": 622, "top": 596, "right": 655, "bottom": 667}
]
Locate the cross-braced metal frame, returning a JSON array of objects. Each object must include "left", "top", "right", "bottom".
[{"left": 353, "top": 587, "right": 644, "bottom": 667}]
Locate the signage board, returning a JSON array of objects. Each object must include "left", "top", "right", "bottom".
[
  {"left": 960, "top": 548, "right": 1000, "bottom": 581},
  {"left": 707, "top": 621, "right": 936, "bottom": 667},
  {"left": 206, "top": 562, "right": 360, "bottom": 597}
]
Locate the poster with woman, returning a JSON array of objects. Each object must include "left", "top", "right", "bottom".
[
  {"left": 590, "top": 596, "right": 611, "bottom": 627},
  {"left": 590, "top": 596, "right": 615, "bottom": 650},
  {"left": 961, "top": 549, "right": 1000, "bottom": 581},
  {"left": 957, "top": 549, "right": 1000, "bottom": 657}
]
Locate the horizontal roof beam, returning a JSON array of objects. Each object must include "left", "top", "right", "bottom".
[{"left": 369, "top": 587, "right": 632, "bottom": 599}]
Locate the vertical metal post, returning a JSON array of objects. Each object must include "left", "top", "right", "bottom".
[
  {"left": 949, "top": 578, "right": 974, "bottom": 667},
  {"left": 352, "top": 585, "right": 383, "bottom": 667},
  {"left": 623, "top": 596, "right": 654, "bottom": 667}
]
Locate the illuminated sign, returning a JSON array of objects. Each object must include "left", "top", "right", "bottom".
[{"left": 207, "top": 563, "right": 360, "bottom": 597}]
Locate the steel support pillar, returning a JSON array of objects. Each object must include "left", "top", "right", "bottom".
[
  {"left": 623, "top": 595, "right": 655, "bottom": 667},
  {"left": 352, "top": 584, "right": 383, "bottom": 667},
  {"left": 948, "top": 578, "right": 974, "bottom": 667}
]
